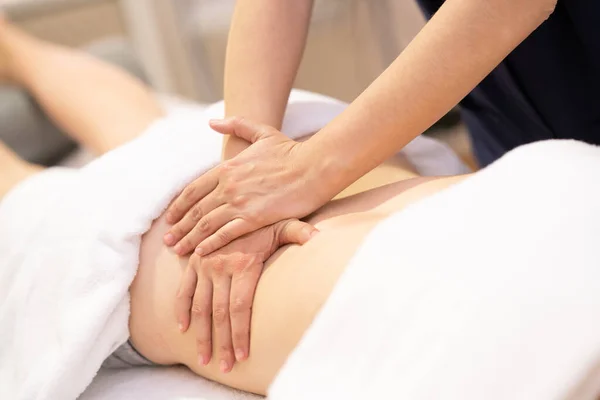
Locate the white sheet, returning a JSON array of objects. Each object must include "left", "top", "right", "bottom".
[{"left": 269, "top": 140, "right": 600, "bottom": 400}]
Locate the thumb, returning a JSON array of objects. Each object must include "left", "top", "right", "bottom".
[
  {"left": 209, "top": 117, "right": 279, "bottom": 144},
  {"left": 276, "top": 219, "right": 319, "bottom": 246}
]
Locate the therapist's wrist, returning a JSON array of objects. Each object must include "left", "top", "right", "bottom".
[{"left": 297, "top": 137, "right": 353, "bottom": 202}]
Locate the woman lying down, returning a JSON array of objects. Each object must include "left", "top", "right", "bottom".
[{"left": 2, "top": 18, "right": 600, "bottom": 400}]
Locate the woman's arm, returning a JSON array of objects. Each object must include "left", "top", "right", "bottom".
[{"left": 222, "top": 0, "right": 314, "bottom": 159}]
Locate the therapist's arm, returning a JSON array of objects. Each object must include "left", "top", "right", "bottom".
[
  {"left": 167, "top": 0, "right": 557, "bottom": 254},
  {"left": 222, "top": 0, "right": 314, "bottom": 160},
  {"left": 303, "top": 0, "right": 558, "bottom": 191}
]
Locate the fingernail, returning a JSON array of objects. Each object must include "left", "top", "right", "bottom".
[
  {"left": 209, "top": 118, "right": 223, "bottom": 125},
  {"left": 198, "top": 355, "right": 206, "bottom": 366},
  {"left": 164, "top": 233, "right": 175, "bottom": 246},
  {"left": 195, "top": 246, "right": 204, "bottom": 256},
  {"left": 235, "top": 348, "right": 245, "bottom": 361},
  {"left": 220, "top": 360, "right": 229, "bottom": 373},
  {"left": 178, "top": 322, "right": 184, "bottom": 332},
  {"left": 310, "top": 229, "right": 320, "bottom": 238}
]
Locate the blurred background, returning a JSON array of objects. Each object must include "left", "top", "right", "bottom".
[{"left": 0, "top": 0, "right": 474, "bottom": 168}]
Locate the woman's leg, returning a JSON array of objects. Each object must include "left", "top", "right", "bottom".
[{"left": 0, "top": 16, "right": 165, "bottom": 155}]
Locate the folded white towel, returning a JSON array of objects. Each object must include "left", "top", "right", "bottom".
[
  {"left": 270, "top": 140, "right": 600, "bottom": 400},
  {"left": 0, "top": 90, "right": 466, "bottom": 400}
]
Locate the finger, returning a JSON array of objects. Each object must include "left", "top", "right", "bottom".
[
  {"left": 191, "top": 267, "right": 214, "bottom": 366},
  {"left": 209, "top": 117, "right": 276, "bottom": 144},
  {"left": 213, "top": 274, "right": 235, "bottom": 373},
  {"left": 277, "top": 219, "right": 319, "bottom": 246},
  {"left": 230, "top": 263, "right": 263, "bottom": 362},
  {"left": 176, "top": 205, "right": 235, "bottom": 256},
  {"left": 170, "top": 195, "right": 224, "bottom": 255},
  {"left": 196, "top": 218, "right": 255, "bottom": 256},
  {"left": 174, "top": 263, "right": 197, "bottom": 333},
  {"left": 165, "top": 168, "right": 219, "bottom": 227}
]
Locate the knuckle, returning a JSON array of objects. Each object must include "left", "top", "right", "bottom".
[
  {"left": 232, "top": 254, "right": 257, "bottom": 273},
  {"left": 246, "top": 210, "right": 262, "bottom": 224},
  {"left": 213, "top": 306, "right": 229, "bottom": 324},
  {"left": 198, "top": 218, "right": 211, "bottom": 232},
  {"left": 182, "top": 186, "right": 196, "bottom": 202},
  {"left": 220, "top": 162, "right": 233, "bottom": 173},
  {"left": 229, "top": 297, "right": 249, "bottom": 315},
  {"left": 189, "top": 254, "right": 202, "bottom": 270},
  {"left": 168, "top": 204, "right": 181, "bottom": 218},
  {"left": 222, "top": 182, "right": 237, "bottom": 197},
  {"left": 190, "top": 206, "right": 204, "bottom": 221},
  {"left": 221, "top": 159, "right": 239, "bottom": 172},
  {"left": 196, "top": 337, "right": 211, "bottom": 348},
  {"left": 217, "top": 230, "right": 232, "bottom": 245},
  {"left": 231, "top": 194, "right": 248, "bottom": 207},
  {"left": 209, "top": 256, "right": 226, "bottom": 274},
  {"left": 191, "top": 303, "right": 208, "bottom": 319},
  {"left": 231, "top": 260, "right": 246, "bottom": 275}
]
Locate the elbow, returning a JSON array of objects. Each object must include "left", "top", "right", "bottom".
[{"left": 534, "top": 0, "right": 557, "bottom": 23}]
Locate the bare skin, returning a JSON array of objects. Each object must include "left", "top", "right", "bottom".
[
  {"left": 0, "top": 18, "right": 469, "bottom": 396},
  {"left": 130, "top": 172, "right": 466, "bottom": 395}
]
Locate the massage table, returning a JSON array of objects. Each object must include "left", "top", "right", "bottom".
[{"left": 5, "top": 39, "right": 599, "bottom": 400}]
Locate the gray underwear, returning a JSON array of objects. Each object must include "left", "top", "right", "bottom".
[{"left": 102, "top": 339, "right": 157, "bottom": 369}]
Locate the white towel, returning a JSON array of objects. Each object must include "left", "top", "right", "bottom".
[
  {"left": 269, "top": 140, "right": 600, "bottom": 400},
  {"left": 0, "top": 90, "right": 466, "bottom": 400}
]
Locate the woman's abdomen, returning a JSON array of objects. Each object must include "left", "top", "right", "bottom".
[
  {"left": 129, "top": 211, "right": 383, "bottom": 395},
  {"left": 128, "top": 174, "right": 467, "bottom": 395}
]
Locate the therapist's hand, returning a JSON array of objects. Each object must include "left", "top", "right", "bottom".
[
  {"left": 175, "top": 218, "right": 318, "bottom": 373},
  {"left": 164, "top": 117, "right": 330, "bottom": 256}
]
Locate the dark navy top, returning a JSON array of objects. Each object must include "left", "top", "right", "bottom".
[{"left": 415, "top": 0, "right": 600, "bottom": 166}]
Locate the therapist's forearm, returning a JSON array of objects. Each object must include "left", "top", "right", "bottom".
[
  {"left": 222, "top": 0, "right": 313, "bottom": 160},
  {"left": 305, "top": 0, "right": 556, "bottom": 195}
]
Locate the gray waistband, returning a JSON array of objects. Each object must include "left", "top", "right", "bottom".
[{"left": 102, "top": 339, "right": 156, "bottom": 369}]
